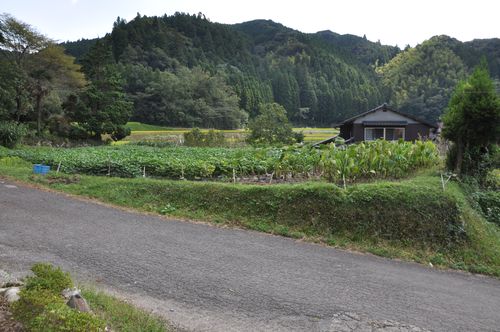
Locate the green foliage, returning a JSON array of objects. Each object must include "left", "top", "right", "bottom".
[
  {"left": 25, "top": 263, "right": 73, "bottom": 293},
  {"left": 0, "top": 156, "right": 31, "bottom": 167},
  {"left": 81, "top": 288, "right": 168, "bottom": 332},
  {"left": 0, "top": 14, "right": 84, "bottom": 137},
  {"left": 0, "top": 58, "right": 18, "bottom": 119},
  {"left": 0, "top": 121, "right": 28, "bottom": 148},
  {"left": 110, "top": 125, "right": 131, "bottom": 141},
  {"left": 13, "top": 288, "right": 105, "bottom": 332},
  {"left": 36, "top": 174, "right": 466, "bottom": 247},
  {"left": 63, "top": 40, "right": 132, "bottom": 140},
  {"left": 28, "top": 45, "right": 86, "bottom": 135},
  {"left": 71, "top": 13, "right": 389, "bottom": 126},
  {"left": 320, "top": 140, "right": 439, "bottom": 183},
  {"left": 377, "top": 36, "right": 467, "bottom": 122},
  {"left": 29, "top": 302, "right": 105, "bottom": 332},
  {"left": 5, "top": 140, "right": 439, "bottom": 182},
  {"left": 12, "top": 288, "right": 64, "bottom": 324},
  {"left": 442, "top": 62, "right": 500, "bottom": 177},
  {"left": 183, "top": 128, "right": 226, "bottom": 147},
  {"left": 131, "top": 140, "right": 175, "bottom": 148},
  {"left": 247, "top": 103, "right": 297, "bottom": 145},
  {"left": 12, "top": 263, "right": 106, "bottom": 332},
  {"left": 484, "top": 168, "right": 500, "bottom": 190},
  {"left": 120, "top": 64, "right": 248, "bottom": 129},
  {"left": 472, "top": 191, "right": 500, "bottom": 226}
]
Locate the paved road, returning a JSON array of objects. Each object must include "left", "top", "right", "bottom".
[{"left": 1, "top": 180, "right": 500, "bottom": 332}]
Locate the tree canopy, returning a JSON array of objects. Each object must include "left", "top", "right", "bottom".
[
  {"left": 442, "top": 61, "right": 500, "bottom": 176},
  {"left": 247, "top": 103, "right": 297, "bottom": 145}
]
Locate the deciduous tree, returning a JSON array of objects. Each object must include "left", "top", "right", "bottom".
[{"left": 247, "top": 103, "right": 298, "bottom": 145}]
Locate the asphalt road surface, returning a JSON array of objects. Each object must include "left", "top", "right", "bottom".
[{"left": 1, "top": 179, "right": 499, "bottom": 331}]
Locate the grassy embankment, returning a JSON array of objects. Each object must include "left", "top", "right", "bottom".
[
  {"left": 1, "top": 157, "right": 499, "bottom": 277},
  {"left": 124, "top": 122, "right": 337, "bottom": 143}
]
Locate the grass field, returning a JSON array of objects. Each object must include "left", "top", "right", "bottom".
[{"left": 124, "top": 122, "right": 338, "bottom": 143}]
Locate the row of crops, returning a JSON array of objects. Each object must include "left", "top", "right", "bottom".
[{"left": 1, "top": 140, "right": 440, "bottom": 183}]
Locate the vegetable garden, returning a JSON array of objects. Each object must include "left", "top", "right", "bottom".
[{"left": 0, "top": 140, "right": 439, "bottom": 184}]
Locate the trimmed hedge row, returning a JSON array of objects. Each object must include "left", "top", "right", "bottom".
[{"left": 76, "top": 175, "right": 465, "bottom": 247}]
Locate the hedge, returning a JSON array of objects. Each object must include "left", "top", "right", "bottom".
[{"left": 72, "top": 175, "right": 465, "bottom": 248}]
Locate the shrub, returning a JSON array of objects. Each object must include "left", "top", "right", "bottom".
[
  {"left": 25, "top": 263, "right": 73, "bottom": 293},
  {"left": 12, "top": 288, "right": 64, "bottom": 324},
  {"left": 111, "top": 125, "right": 131, "bottom": 141},
  {"left": 68, "top": 124, "right": 91, "bottom": 140},
  {"left": 30, "top": 302, "right": 105, "bottom": 332},
  {"left": 473, "top": 191, "right": 500, "bottom": 226},
  {"left": 293, "top": 131, "right": 305, "bottom": 143},
  {"left": 0, "top": 156, "right": 32, "bottom": 167},
  {"left": 12, "top": 263, "right": 106, "bottom": 331},
  {"left": 0, "top": 121, "right": 28, "bottom": 148},
  {"left": 184, "top": 128, "right": 225, "bottom": 147},
  {"left": 484, "top": 169, "right": 500, "bottom": 190},
  {"left": 247, "top": 103, "right": 297, "bottom": 145}
]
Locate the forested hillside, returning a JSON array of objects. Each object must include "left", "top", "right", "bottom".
[
  {"left": 377, "top": 36, "right": 500, "bottom": 122},
  {"left": 60, "top": 13, "right": 500, "bottom": 127},
  {"left": 61, "top": 13, "right": 397, "bottom": 128},
  {"left": 2, "top": 11, "right": 499, "bottom": 133}
]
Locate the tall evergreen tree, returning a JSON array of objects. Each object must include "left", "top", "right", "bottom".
[
  {"left": 442, "top": 61, "right": 500, "bottom": 176},
  {"left": 66, "top": 40, "right": 132, "bottom": 140}
]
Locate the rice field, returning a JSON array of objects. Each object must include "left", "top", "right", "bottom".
[{"left": 124, "top": 122, "right": 338, "bottom": 143}]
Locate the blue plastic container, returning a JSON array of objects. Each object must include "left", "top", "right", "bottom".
[{"left": 33, "top": 164, "right": 50, "bottom": 175}]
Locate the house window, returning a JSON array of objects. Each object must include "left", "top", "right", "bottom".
[{"left": 365, "top": 127, "right": 405, "bottom": 141}]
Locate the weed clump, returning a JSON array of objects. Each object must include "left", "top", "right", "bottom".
[{"left": 11, "top": 263, "right": 106, "bottom": 332}]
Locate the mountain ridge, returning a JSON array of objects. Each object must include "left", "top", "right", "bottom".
[{"left": 60, "top": 14, "right": 500, "bottom": 126}]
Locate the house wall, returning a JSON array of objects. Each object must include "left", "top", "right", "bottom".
[
  {"left": 353, "top": 109, "right": 419, "bottom": 124},
  {"left": 353, "top": 124, "right": 364, "bottom": 142},
  {"left": 339, "top": 123, "right": 353, "bottom": 139},
  {"left": 342, "top": 123, "right": 432, "bottom": 142},
  {"left": 405, "top": 124, "right": 432, "bottom": 140}
]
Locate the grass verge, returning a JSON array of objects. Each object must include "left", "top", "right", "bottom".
[
  {"left": 1, "top": 159, "right": 499, "bottom": 277},
  {"left": 10, "top": 263, "right": 169, "bottom": 331},
  {"left": 81, "top": 288, "right": 169, "bottom": 332}
]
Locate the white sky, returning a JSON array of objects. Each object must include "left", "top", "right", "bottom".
[{"left": 2, "top": 0, "right": 499, "bottom": 47}]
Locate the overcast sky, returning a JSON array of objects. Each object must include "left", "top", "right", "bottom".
[{"left": 2, "top": 0, "right": 499, "bottom": 47}]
